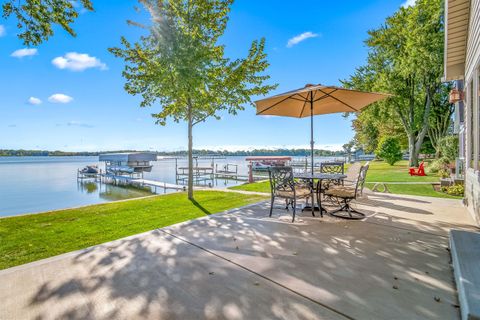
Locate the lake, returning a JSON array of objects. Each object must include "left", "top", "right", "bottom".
[{"left": 0, "top": 155, "right": 339, "bottom": 217}]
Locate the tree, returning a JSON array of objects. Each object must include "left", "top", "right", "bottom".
[
  {"left": 344, "top": 0, "right": 446, "bottom": 167},
  {"left": 342, "top": 140, "right": 355, "bottom": 162},
  {"left": 428, "top": 85, "right": 454, "bottom": 158},
  {"left": 110, "top": 0, "right": 276, "bottom": 200},
  {"left": 2, "top": 0, "right": 93, "bottom": 46},
  {"left": 376, "top": 137, "right": 403, "bottom": 165}
]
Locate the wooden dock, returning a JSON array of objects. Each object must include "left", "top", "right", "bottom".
[{"left": 99, "top": 174, "right": 186, "bottom": 191}]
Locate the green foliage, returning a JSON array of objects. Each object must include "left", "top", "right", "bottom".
[
  {"left": 438, "top": 168, "right": 450, "bottom": 178},
  {"left": 438, "top": 135, "right": 458, "bottom": 162},
  {"left": 343, "top": 0, "right": 449, "bottom": 166},
  {"left": 375, "top": 137, "right": 403, "bottom": 165},
  {"left": 110, "top": 0, "right": 276, "bottom": 198},
  {"left": 442, "top": 184, "right": 464, "bottom": 196},
  {"left": 2, "top": 0, "right": 93, "bottom": 46},
  {"left": 427, "top": 157, "right": 449, "bottom": 174},
  {"left": 109, "top": 0, "right": 276, "bottom": 126}
]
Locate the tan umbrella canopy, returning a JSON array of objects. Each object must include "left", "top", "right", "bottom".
[{"left": 255, "top": 84, "right": 390, "bottom": 172}]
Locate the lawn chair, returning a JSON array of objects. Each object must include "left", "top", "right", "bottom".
[
  {"left": 268, "top": 166, "right": 312, "bottom": 222},
  {"left": 324, "top": 163, "right": 369, "bottom": 220},
  {"left": 409, "top": 161, "right": 426, "bottom": 176}
]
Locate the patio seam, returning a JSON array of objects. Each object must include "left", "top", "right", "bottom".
[
  {"left": 361, "top": 219, "right": 450, "bottom": 238},
  {"left": 160, "top": 229, "right": 357, "bottom": 320}
]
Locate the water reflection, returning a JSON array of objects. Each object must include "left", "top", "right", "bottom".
[{"left": 77, "top": 181, "right": 153, "bottom": 201}]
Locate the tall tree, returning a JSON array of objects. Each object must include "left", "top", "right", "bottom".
[
  {"left": 2, "top": 0, "right": 93, "bottom": 46},
  {"left": 110, "top": 0, "right": 276, "bottom": 200},
  {"left": 428, "top": 85, "right": 454, "bottom": 158},
  {"left": 344, "top": 0, "right": 445, "bottom": 166}
]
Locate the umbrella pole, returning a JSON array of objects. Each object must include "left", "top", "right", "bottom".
[{"left": 310, "top": 95, "right": 314, "bottom": 174}]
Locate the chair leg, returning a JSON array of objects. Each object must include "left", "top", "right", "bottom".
[
  {"left": 292, "top": 198, "right": 296, "bottom": 222},
  {"left": 311, "top": 195, "right": 315, "bottom": 217},
  {"left": 269, "top": 196, "right": 274, "bottom": 217},
  {"left": 329, "top": 198, "right": 365, "bottom": 220}
]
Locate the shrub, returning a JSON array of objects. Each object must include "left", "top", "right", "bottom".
[
  {"left": 428, "top": 158, "right": 450, "bottom": 173},
  {"left": 375, "top": 137, "right": 403, "bottom": 165},
  {"left": 441, "top": 184, "right": 464, "bottom": 196},
  {"left": 438, "top": 135, "right": 459, "bottom": 162}
]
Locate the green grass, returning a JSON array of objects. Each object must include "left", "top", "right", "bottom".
[
  {"left": 364, "top": 183, "right": 461, "bottom": 199},
  {"left": 229, "top": 160, "right": 459, "bottom": 199},
  {"left": 229, "top": 180, "right": 270, "bottom": 193},
  {"left": 0, "top": 191, "right": 267, "bottom": 270},
  {"left": 364, "top": 160, "right": 439, "bottom": 182}
]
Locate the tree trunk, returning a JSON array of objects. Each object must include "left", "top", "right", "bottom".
[
  {"left": 408, "top": 134, "right": 418, "bottom": 167},
  {"left": 187, "top": 103, "right": 194, "bottom": 200}
]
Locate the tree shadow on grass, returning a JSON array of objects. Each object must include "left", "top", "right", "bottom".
[{"left": 190, "top": 199, "right": 211, "bottom": 215}]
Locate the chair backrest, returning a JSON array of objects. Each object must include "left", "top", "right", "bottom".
[
  {"left": 345, "top": 162, "right": 362, "bottom": 181},
  {"left": 354, "top": 162, "right": 370, "bottom": 197},
  {"left": 268, "top": 166, "right": 295, "bottom": 196},
  {"left": 320, "top": 162, "right": 344, "bottom": 174}
]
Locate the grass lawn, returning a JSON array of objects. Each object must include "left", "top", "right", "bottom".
[
  {"left": 229, "top": 160, "right": 460, "bottom": 199},
  {"left": 364, "top": 183, "right": 461, "bottom": 199},
  {"left": 229, "top": 180, "right": 270, "bottom": 193},
  {"left": 364, "top": 160, "right": 439, "bottom": 182},
  {"left": 0, "top": 191, "right": 267, "bottom": 270}
]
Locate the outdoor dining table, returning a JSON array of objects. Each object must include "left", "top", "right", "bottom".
[{"left": 294, "top": 172, "right": 347, "bottom": 216}]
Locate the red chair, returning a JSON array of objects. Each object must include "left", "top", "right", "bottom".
[{"left": 409, "top": 161, "right": 426, "bottom": 176}]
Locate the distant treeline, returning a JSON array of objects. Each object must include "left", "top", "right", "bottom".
[
  {"left": 169, "top": 149, "right": 344, "bottom": 157},
  {"left": 0, "top": 148, "right": 344, "bottom": 157}
]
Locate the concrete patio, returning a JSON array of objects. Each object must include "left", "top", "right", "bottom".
[{"left": 1, "top": 191, "right": 478, "bottom": 320}]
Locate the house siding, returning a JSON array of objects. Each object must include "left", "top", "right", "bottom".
[
  {"left": 465, "top": 0, "right": 480, "bottom": 81},
  {"left": 464, "top": 0, "right": 480, "bottom": 224}
]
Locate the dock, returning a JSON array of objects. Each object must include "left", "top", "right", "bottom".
[{"left": 100, "top": 174, "right": 186, "bottom": 192}]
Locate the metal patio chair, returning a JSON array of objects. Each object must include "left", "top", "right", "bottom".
[
  {"left": 323, "top": 163, "right": 369, "bottom": 220},
  {"left": 268, "top": 166, "right": 312, "bottom": 222}
]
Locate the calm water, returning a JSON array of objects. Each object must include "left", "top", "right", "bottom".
[{"left": 0, "top": 155, "right": 339, "bottom": 217}]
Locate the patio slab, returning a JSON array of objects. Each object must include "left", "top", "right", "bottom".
[{"left": 0, "top": 192, "right": 477, "bottom": 319}]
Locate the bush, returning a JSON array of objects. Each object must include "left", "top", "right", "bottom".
[
  {"left": 375, "top": 137, "right": 403, "bottom": 165},
  {"left": 438, "top": 135, "right": 459, "bottom": 162},
  {"left": 441, "top": 184, "right": 464, "bottom": 196},
  {"left": 427, "top": 158, "right": 447, "bottom": 174}
]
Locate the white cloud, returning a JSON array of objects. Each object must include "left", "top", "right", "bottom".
[
  {"left": 27, "top": 97, "right": 42, "bottom": 105},
  {"left": 0, "top": 25, "right": 6, "bottom": 37},
  {"left": 52, "top": 52, "right": 107, "bottom": 71},
  {"left": 11, "top": 48, "right": 38, "bottom": 58},
  {"left": 67, "top": 121, "right": 94, "bottom": 128},
  {"left": 48, "top": 94, "right": 73, "bottom": 104},
  {"left": 287, "top": 31, "right": 319, "bottom": 48},
  {"left": 402, "top": 0, "right": 416, "bottom": 7}
]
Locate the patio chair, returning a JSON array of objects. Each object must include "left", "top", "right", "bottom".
[
  {"left": 323, "top": 163, "right": 369, "bottom": 220},
  {"left": 409, "top": 161, "right": 426, "bottom": 176},
  {"left": 316, "top": 161, "right": 345, "bottom": 191},
  {"left": 268, "top": 166, "right": 313, "bottom": 222}
]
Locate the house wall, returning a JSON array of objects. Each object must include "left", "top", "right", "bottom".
[{"left": 464, "top": 0, "right": 480, "bottom": 225}]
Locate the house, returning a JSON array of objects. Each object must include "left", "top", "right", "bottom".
[{"left": 444, "top": 0, "right": 480, "bottom": 226}]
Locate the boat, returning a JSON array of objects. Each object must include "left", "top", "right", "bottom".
[
  {"left": 80, "top": 165, "right": 99, "bottom": 174},
  {"left": 99, "top": 152, "right": 156, "bottom": 175}
]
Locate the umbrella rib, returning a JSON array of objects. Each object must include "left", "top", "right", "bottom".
[
  {"left": 316, "top": 88, "right": 359, "bottom": 112},
  {"left": 299, "top": 98, "right": 308, "bottom": 117},
  {"left": 256, "top": 93, "right": 300, "bottom": 115}
]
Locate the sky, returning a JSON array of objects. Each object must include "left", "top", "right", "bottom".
[{"left": 0, "top": 0, "right": 412, "bottom": 152}]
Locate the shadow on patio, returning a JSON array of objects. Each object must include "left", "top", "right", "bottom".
[{"left": 0, "top": 191, "right": 478, "bottom": 319}]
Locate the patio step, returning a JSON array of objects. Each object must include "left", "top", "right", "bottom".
[{"left": 450, "top": 230, "right": 480, "bottom": 320}]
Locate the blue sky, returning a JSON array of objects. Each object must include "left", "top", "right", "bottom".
[{"left": 0, "top": 0, "right": 410, "bottom": 152}]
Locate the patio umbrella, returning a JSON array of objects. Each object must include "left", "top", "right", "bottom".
[{"left": 255, "top": 84, "right": 390, "bottom": 173}]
